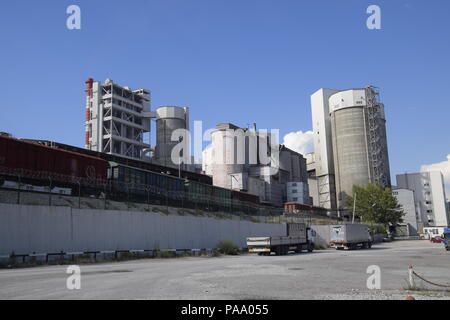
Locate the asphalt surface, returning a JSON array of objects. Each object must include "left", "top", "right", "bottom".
[{"left": 0, "top": 240, "right": 449, "bottom": 300}]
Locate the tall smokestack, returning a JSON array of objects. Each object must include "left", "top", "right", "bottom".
[{"left": 85, "top": 78, "right": 93, "bottom": 148}]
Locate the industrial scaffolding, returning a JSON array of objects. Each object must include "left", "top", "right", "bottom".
[{"left": 365, "top": 86, "right": 391, "bottom": 188}]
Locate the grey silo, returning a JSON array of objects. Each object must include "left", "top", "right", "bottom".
[
  {"left": 328, "top": 87, "right": 391, "bottom": 208},
  {"left": 154, "top": 106, "right": 189, "bottom": 168}
]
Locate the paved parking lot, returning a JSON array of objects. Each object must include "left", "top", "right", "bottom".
[{"left": 0, "top": 240, "right": 449, "bottom": 300}]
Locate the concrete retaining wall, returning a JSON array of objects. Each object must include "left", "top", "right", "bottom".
[{"left": 0, "top": 203, "right": 285, "bottom": 256}]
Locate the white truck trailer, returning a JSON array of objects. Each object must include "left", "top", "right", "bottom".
[
  {"left": 246, "top": 223, "right": 315, "bottom": 256},
  {"left": 330, "top": 224, "right": 373, "bottom": 250}
]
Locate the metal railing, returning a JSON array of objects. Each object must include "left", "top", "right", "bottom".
[{"left": 0, "top": 167, "right": 284, "bottom": 218}]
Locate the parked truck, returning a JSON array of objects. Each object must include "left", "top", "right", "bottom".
[
  {"left": 330, "top": 224, "right": 372, "bottom": 250},
  {"left": 246, "top": 223, "right": 315, "bottom": 256}
]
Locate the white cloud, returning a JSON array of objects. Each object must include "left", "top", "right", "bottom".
[
  {"left": 421, "top": 154, "right": 450, "bottom": 201},
  {"left": 283, "top": 130, "right": 314, "bottom": 156}
]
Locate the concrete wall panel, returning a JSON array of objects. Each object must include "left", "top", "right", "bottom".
[{"left": 0, "top": 204, "right": 286, "bottom": 256}]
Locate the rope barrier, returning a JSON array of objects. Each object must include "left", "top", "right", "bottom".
[
  {"left": 409, "top": 265, "right": 450, "bottom": 289},
  {"left": 412, "top": 271, "right": 450, "bottom": 288}
]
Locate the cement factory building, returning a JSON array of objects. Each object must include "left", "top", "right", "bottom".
[
  {"left": 396, "top": 172, "right": 449, "bottom": 230},
  {"left": 83, "top": 80, "right": 394, "bottom": 212},
  {"left": 84, "top": 78, "right": 153, "bottom": 160},
  {"left": 309, "top": 86, "right": 391, "bottom": 214},
  {"left": 84, "top": 78, "right": 192, "bottom": 170},
  {"left": 202, "top": 123, "right": 311, "bottom": 207}
]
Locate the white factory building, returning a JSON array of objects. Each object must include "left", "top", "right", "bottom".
[
  {"left": 84, "top": 78, "right": 153, "bottom": 160},
  {"left": 396, "top": 172, "right": 449, "bottom": 231},
  {"left": 202, "top": 123, "right": 311, "bottom": 207},
  {"left": 308, "top": 86, "right": 391, "bottom": 216},
  {"left": 84, "top": 78, "right": 193, "bottom": 171},
  {"left": 392, "top": 188, "right": 419, "bottom": 236}
]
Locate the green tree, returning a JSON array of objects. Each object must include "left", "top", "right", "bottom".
[{"left": 345, "top": 183, "right": 404, "bottom": 226}]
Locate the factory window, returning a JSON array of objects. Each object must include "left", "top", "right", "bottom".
[
  {"left": 292, "top": 189, "right": 297, "bottom": 193},
  {"left": 293, "top": 197, "right": 298, "bottom": 202},
  {"left": 292, "top": 183, "right": 297, "bottom": 187}
]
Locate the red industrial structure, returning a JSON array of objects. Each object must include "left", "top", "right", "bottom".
[{"left": 0, "top": 135, "right": 108, "bottom": 182}]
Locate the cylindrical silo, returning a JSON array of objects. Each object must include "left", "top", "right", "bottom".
[
  {"left": 329, "top": 89, "right": 371, "bottom": 208},
  {"left": 154, "top": 106, "right": 189, "bottom": 168},
  {"left": 210, "top": 123, "right": 244, "bottom": 189}
]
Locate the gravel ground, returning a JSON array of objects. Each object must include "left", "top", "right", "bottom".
[{"left": 0, "top": 240, "right": 448, "bottom": 300}]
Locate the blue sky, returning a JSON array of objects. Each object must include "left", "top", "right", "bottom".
[{"left": 0, "top": 0, "right": 449, "bottom": 188}]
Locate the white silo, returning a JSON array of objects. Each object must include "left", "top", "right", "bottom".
[{"left": 210, "top": 123, "right": 245, "bottom": 189}]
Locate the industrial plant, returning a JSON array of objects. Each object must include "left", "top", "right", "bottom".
[
  {"left": 2, "top": 1, "right": 450, "bottom": 303},
  {"left": 0, "top": 78, "right": 448, "bottom": 266}
]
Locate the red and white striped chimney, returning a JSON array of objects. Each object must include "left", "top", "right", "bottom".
[{"left": 85, "top": 78, "right": 93, "bottom": 148}]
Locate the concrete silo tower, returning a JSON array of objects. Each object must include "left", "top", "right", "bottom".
[
  {"left": 154, "top": 106, "right": 189, "bottom": 168},
  {"left": 210, "top": 123, "right": 246, "bottom": 190},
  {"left": 311, "top": 86, "right": 391, "bottom": 214},
  {"left": 329, "top": 86, "right": 391, "bottom": 209}
]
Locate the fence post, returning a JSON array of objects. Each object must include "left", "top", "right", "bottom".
[
  {"left": 17, "top": 174, "right": 21, "bottom": 205},
  {"left": 48, "top": 177, "right": 52, "bottom": 206},
  {"left": 147, "top": 187, "right": 150, "bottom": 211},
  {"left": 104, "top": 182, "right": 107, "bottom": 210},
  {"left": 408, "top": 265, "right": 415, "bottom": 288},
  {"left": 127, "top": 185, "right": 130, "bottom": 210},
  {"left": 77, "top": 181, "right": 81, "bottom": 209},
  {"left": 166, "top": 191, "right": 169, "bottom": 212},
  {"left": 181, "top": 192, "right": 184, "bottom": 210}
]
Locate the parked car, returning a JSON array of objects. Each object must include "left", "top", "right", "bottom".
[{"left": 430, "top": 237, "right": 444, "bottom": 243}]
